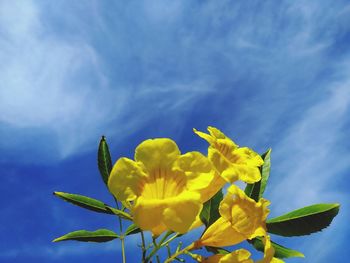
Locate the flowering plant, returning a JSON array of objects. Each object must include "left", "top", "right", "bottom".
[{"left": 53, "top": 126, "right": 339, "bottom": 262}]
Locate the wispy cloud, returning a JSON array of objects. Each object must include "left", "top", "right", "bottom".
[
  {"left": 265, "top": 71, "right": 350, "bottom": 262},
  {"left": 0, "top": 1, "right": 215, "bottom": 162},
  {"left": 2, "top": 0, "right": 348, "bottom": 163},
  {"left": 270, "top": 83, "right": 349, "bottom": 210}
]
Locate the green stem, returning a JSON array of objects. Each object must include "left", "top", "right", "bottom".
[
  {"left": 164, "top": 243, "right": 195, "bottom": 263},
  {"left": 145, "top": 231, "right": 173, "bottom": 262},
  {"left": 121, "top": 237, "right": 126, "bottom": 263},
  {"left": 140, "top": 231, "right": 146, "bottom": 262},
  {"left": 114, "top": 197, "right": 126, "bottom": 262},
  {"left": 162, "top": 233, "right": 180, "bottom": 247},
  {"left": 114, "top": 197, "right": 124, "bottom": 232},
  {"left": 158, "top": 231, "right": 173, "bottom": 246}
]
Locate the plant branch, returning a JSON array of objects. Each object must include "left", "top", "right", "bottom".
[
  {"left": 144, "top": 231, "right": 173, "bottom": 262},
  {"left": 164, "top": 243, "right": 195, "bottom": 263},
  {"left": 121, "top": 236, "right": 126, "bottom": 263}
]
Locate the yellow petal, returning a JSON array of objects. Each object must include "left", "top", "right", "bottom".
[
  {"left": 195, "top": 126, "right": 263, "bottom": 184},
  {"left": 108, "top": 157, "right": 146, "bottom": 201},
  {"left": 163, "top": 192, "right": 202, "bottom": 233},
  {"left": 193, "top": 128, "right": 216, "bottom": 144},
  {"left": 233, "top": 147, "right": 264, "bottom": 166},
  {"left": 135, "top": 138, "right": 180, "bottom": 171},
  {"left": 200, "top": 173, "right": 227, "bottom": 202},
  {"left": 220, "top": 249, "right": 253, "bottom": 263},
  {"left": 208, "top": 147, "right": 231, "bottom": 175},
  {"left": 198, "top": 217, "right": 246, "bottom": 247},
  {"left": 209, "top": 149, "right": 262, "bottom": 184},
  {"left": 140, "top": 168, "right": 187, "bottom": 199},
  {"left": 234, "top": 164, "right": 261, "bottom": 184},
  {"left": 207, "top": 126, "right": 228, "bottom": 139},
  {"left": 219, "top": 185, "right": 269, "bottom": 239},
  {"left": 194, "top": 126, "right": 238, "bottom": 149},
  {"left": 189, "top": 214, "right": 203, "bottom": 230},
  {"left": 220, "top": 167, "right": 240, "bottom": 183},
  {"left": 174, "top": 151, "right": 225, "bottom": 202},
  {"left": 202, "top": 249, "right": 253, "bottom": 263},
  {"left": 256, "top": 236, "right": 285, "bottom": 263},
  {"left": 208, "top": 147, "right": 261, "bottom": 184},
  {"left": 132, "top": 197, "right": 167, "bottom": 236},
  {"left": 133, "top": 192, "right": 202, "bottom": 235},
  {"left": 271, "top": 258, "right": 285, "bottom": 263}
]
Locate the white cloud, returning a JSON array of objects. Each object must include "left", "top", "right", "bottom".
[
  {"left": 264, "top": 77, "right": 350, "bottom": 262},
  {"left": 270, "top": 82, "right": 350, "bottom": 211},
  {"left": 0, "top": 1, "right": 214, "bottom": 160}
]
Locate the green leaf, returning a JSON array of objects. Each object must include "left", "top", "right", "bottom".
[
  {"left": 98, "top": 136, "right": 113, "bottom": 186},
  {"left": 200, "top": 190, "right": 223, "bottom": 227},
  {"left": 257, "top": 148, "right": 271, "bottom": 197},
  {"left": 53, "top": 229, "right": 119, "bottom": 243},
  {"left": 249, "top": 237, "right": 304, "bottom": 258},
  {"left": 125, "top": 224, "right": 141, "bottom": 236},
  {"left": 267, "top": 203, "right": 340, "bottom": 237},
  {"left": 244, "top": 148, "right": 271, "bottom": 201},
  {"left": 54, "top": 191, "right": 113, "bottom": 214},
  {"left": 53, "top": 191, "right": 132, "bottom": 220}
]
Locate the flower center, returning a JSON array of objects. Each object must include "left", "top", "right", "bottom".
[
  {"left": 231, "top": 200, "right": 258, "bottom": 235},
  {"left": 140, "top": 168, "right": 186, "bottom": 200},
  {"left": 215, "top": 142, "right": 241, "bottom": 163}
]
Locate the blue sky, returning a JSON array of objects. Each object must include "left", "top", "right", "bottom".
[{"left": 0, "top": 0, "right": 349, "bottom": 262}]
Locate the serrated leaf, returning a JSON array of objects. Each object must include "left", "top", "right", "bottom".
[
  {"left": 98, "top": 136, "right": 113, "bottom": 186},
  {"left": 53, "top": 229, "right": 119, "bottom": 243},
  {"left": 249, "top": 237, "right": 304, "bottom": 259},
  {"left": 200, "top": 190, "right": 223, "bottom": 227},
  {"left": 53, "top": 191, "right": 132, "bottom": 220},
  {"left": 244, "top": 149, "right": 271, "bottom": 201},
  {"left": 125, "top": 224, "right": 141, "bottom": 236},
  {"left": 267, "top": 203, "right": 340, "bottom": 237}
]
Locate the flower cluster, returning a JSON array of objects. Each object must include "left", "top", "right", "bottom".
[
  {"left": 54, "top": 126, "right": 339, "bottom": 263},
  {"left": 107, "top": 126, "right": 281, "bottom": 262}
]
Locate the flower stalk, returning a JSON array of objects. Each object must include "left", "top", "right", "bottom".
[{"left": 164, "top": 243, "right": 195, "bottom": 263}]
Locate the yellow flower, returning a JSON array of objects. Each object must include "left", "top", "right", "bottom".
[
  {"left": 108, "top": 138, "right": 222, "bottom": 236},
  {"left": 196, "top": 185, "right": 270, "bottom": 248},
  {"left": 201, "top": 249, "right": 253, "bottom": 263},
  {"left": 193, "top": 126, "right": 263, "bottom": 184},
  {"left": 200, "top": 237, "right": 284, "bottom": 263}
]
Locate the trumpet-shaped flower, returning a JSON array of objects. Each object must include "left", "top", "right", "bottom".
[
  {"left": 200, "top": 237, "right": 284, "bottom": 263},
  {"left": 108, "top": 138, "right": 223, "bottom": 235},
  {"left": 196, "top": 185, "right": 270, "bottom": 248},
  {"left": 201, "top": 249, "right": 253, "bottom": 263},
  {"left": 194, "top": 127, "right": 263, "bottom": 184}
]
